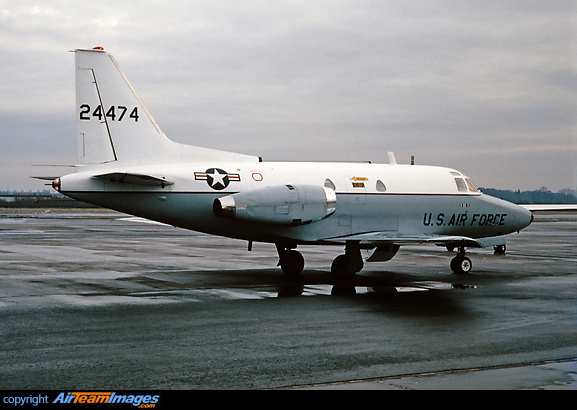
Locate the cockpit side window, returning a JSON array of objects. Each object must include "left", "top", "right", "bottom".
[{"left": 454, "top": 177, "right": 468, "bottom": 192}]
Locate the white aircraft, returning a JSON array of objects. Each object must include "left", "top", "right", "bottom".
[{"left": 51, "top": 47, "right": 534, "bottom": 278}]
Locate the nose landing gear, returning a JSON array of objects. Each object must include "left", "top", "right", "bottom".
[{"left": 451, "top": 247, "right": 472, "bottom": 274}]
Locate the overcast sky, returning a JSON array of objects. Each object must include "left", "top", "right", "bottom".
[{"left": 1, "top": 0, "right": 576, "bottom": 191}]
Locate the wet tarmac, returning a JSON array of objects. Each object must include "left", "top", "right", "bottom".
[{"left": 0, "top": 208, "right": 576, "bottom": 390}]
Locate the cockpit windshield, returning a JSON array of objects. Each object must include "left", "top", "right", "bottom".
[
  {"left": 452, "top": 172, "right": 479, "bottom": 193},
  {"left": 464, "top": 178, "right": 479, "bottom": 193}
]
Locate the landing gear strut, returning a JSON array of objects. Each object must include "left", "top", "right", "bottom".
[
  {"left": 331, "top": 241, "right": 364, "bottom": 280},
  {"left": 276, "top": 245, "right": 304, "bottom": 277},
  {"left": 450, "top": 247, "right": 472, "bottom": 274}
]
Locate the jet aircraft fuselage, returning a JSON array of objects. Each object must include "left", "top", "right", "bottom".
[{"left": 58, "top": 162, "right": 531, "bottom": 245}]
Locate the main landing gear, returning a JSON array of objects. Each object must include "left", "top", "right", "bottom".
[
  {"left": 276, "top": 245, "right": 305, "bottom": 277},
  {"left": 450, "top": 247, "right": 472, "bottom": 275},
  {"left": 276, "top": 241, "right": 364, "bottom": 280},
  {"left": 330, "top": 242, "right": 363, "bottom": 280}
]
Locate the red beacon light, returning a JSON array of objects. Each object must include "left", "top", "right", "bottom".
[
  {"left": 92, "top": 46, "right": 105, "bottom": 51},
  {"left": 51, "top": 178, "right": 60, "bottom": 192}
]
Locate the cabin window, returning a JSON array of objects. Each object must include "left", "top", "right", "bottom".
[
  {"left": 376, "top": 180, "right": 387, "bottom": 192},
  {"left": 324, "top": 179, "right": 336, "bottom": 190}
]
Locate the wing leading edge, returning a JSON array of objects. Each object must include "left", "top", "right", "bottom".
[{"left": 326, "top": 231, "right": 507, "bottom": 249}]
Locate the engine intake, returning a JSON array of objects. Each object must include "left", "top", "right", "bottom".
[{"left": 213, "top": 184, "right": 336, "bottom": 226}]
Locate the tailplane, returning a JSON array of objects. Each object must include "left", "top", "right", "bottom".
[{"left": 74, "top": 47, "right": 258, "bottom": 166}]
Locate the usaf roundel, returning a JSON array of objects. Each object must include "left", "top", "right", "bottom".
[{"left": 194, "top": 168, "right": 241, "bottom": 190}]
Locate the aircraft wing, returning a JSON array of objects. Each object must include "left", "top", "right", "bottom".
[
  {"left": 326, "top": 232, "right": 506, "bottom": 249},
  {"left": 93, "top": 172, "right": 174, "bottom": 187},
  {"left": 520, "top": 204, "right": 577, "bottom": 211}
]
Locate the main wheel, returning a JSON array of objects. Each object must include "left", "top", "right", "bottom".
[
  {"left": 280, "top": 250, "right": 305, "bottom": 277},
  {"left": 331, "top": 254, "right": 348, "bottom": 278},
  {"left": 450, "top": 256, "right": 472, "bottom": 274},
  {"left": 331, "top": 254, "right": 360, "bottom": 280}
]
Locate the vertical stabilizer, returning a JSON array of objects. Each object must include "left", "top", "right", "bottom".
[
  {"left": 74, "top": 47, "right": 260, "bottom": 166},
  {"left": 75, "top": 47, "right": 170, "bottom": 165}
]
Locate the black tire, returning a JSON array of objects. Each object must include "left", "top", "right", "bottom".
[
  {"left": 331, "top": 254, "right": 356, "bottom": 280},
  {"left": 280, "top": 250, "right": 305, "bottom": 277},
  {"left": 451, "top": 256, "right": 472, "bottom": 274}
]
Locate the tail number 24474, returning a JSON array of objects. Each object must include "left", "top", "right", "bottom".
[{"left": 79, "top": 104, "right": 139, "bottom": 122}]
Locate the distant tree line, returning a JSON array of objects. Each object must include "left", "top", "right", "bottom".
[{"left": 479, "top": 188, "right": 577, "bottom": 204}]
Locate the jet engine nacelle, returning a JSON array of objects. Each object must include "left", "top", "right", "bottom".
[{"left": 213, "top": 184, "right": 337, "bottom": 226}]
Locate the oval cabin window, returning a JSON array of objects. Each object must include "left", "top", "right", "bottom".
[
  {"left": 324, "top": 179, "right": 336, "bottom": 190},
  {"left": 376, "top": 180, "right": 386, "bottom": 192}
]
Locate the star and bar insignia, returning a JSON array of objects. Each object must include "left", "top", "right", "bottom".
[{"left": 195, "top": 168, "right": 241, "bottom": 190}]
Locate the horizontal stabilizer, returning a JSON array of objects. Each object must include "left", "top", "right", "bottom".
[
  {"left": 31, "top": 176, "right": 62, "bottom": 181},
  {"left": 30, "top": 165, "right": 78, "bottom": 182},
  {"left": 93, "top": 172, "right": 174, "bottom": 187}
]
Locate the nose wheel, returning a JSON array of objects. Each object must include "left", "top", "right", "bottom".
[{"left": 451, "top": 247, "right": 472, "bottom": 274}]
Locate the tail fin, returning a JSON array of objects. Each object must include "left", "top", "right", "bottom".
[{"left": 74, "top": 47, "right": 258, "bottom": 165}]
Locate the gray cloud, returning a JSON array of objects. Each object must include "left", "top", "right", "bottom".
[{"left": 1, "top": 1, "right": 575, "bottom": 191}]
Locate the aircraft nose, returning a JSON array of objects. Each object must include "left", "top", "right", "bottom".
[{"left": 515, "top": 205, "right": 533, "bottom": 231}]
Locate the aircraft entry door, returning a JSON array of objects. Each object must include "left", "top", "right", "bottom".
[{"left": 344, "top": 176, "right": 367, "bottom": 205}]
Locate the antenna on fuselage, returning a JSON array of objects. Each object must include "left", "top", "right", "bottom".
[{"left": 387, "top": 152, "right": 397, "bottom": 165}]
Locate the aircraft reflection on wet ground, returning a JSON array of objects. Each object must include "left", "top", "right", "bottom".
[{"left": 217, "top": 281, "right": 478, "bottom": 299}]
